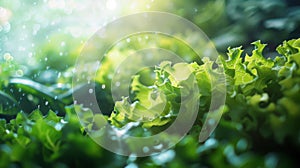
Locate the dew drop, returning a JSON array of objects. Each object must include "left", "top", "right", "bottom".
[
  {"left": 236, "top": 138, "right": 247, "bottom": 151},
  {"left": 3, "top": 53, "right": 13, "bottom": 61},
  {"left": 153, "top": 143, "right": 163, "bottom": 150},
  {"left": 54, "top": 123, "right": 63, "bottom": 131},
  {"left": 142, "top": 146, "right": 150, "bottom": 153},
  {"left": 16, "top": 69, "right": 24, "bottom": 77},
  {"left": 208, "top": 118, "right": 216, "bottom": 125},
  {"left": 27, "top": 94, "right": 33, "bottom": 101},
  {"left": 151, "top": 150, "right": 175, "bottom": 165},
  {"left": 128, "top": 153, "right": 137, "bottom": 162}
]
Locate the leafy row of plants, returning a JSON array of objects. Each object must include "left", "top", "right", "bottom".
[{"left": 1, "top": 38, "right": 300, "bottom": 167}]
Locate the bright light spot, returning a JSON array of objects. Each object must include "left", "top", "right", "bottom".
[
  {"left": 61, "top": 41, "right": 66, "bottom": 47},
  {"left": 4, "top": 53, "right": 13, "bottom": 61},
  {"left": 54, "top": 123, "right": 64, "bottom": 131},
  {"left": 0, "top": 7, "right": 12, "bottom": 25},
  {"left": 48, "top": 0, "right": 66, "bottom": 9},
  {"left": 125, "top": 163, "right": 138, "bottom": 168},
  {"left": 130, "top": 2, "right": 137, "bottom": 9},
  {"left": 106, "top": 0, "right": 117, "bottom": 10},
  {"left": 152, "top": 150, "right": 175, "bottom": 165},
  {"left": 153, "top": 143, "right": 163, "bottom": 150},
  {"left": 28, "top": 52, "right": 33, "bottom": 57},
  {"left": 57, "top": 83, "right": 63, "bottom": 88},
  {"left": 16, "top": 69, "right": 24, "bottom": 77}
]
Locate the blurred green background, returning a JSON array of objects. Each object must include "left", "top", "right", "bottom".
[{"left": 1, "top": 0, "right": 300, "bottom": 82}]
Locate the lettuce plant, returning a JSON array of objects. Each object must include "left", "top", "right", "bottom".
[{"left": 0, "top": 38, "right": 300, "bottom": 167}]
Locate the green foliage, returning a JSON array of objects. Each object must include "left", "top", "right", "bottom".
[
  {"left": 34, "top": 34, "right": 83, "bottom": 72},
  {"left": 0, "top": 90, "right": 19, "bottom": 115},
  {"left": 0, "top": 53, "right": 21, "bottom": 89},
  {"left": 0, "top": 54, "right": 22, "bottom": 115},
  {"left": 0, "top": 106, "right": 127, "bottom": 168},
  {"left": 1, "top": 38, "right": 300, "bottom": 167},
  {"left": 135, "top": 0, "right": 300, "bottom": 52},
  {"left": 1, "top": 0, "right": 300, "bottom": 166},
  {"left": 221, "top": 39, "right": 300, "bottom": 145},
  {"left": 214, "top": 0, "right": 300, "bottom": 51},
  {"left": 110, "top": 61, "right": 193, "bottom": 129}
]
